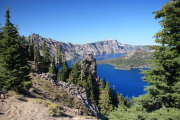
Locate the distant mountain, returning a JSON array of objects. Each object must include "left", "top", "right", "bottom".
[{"left": 26, "top": 34, "right": 148, "bottom": 60}]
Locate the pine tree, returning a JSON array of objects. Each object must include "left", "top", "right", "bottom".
[
  {"left": 99, "top": 82, "right": 114, "bottom": 117},
  {"left": 67, "top": 61, "right": 81, "bottom": 84},
  {"left": 56, "top": 45, "right": 64, "bottom": 68},
  {"left": 28, "top": 35, "right": 34, "bottom": 61},
  {"left": 42, "top": 39, "right": 51, "bottom": 73},
  {"left": 48, "top": 56, "right": 57, "bottom": 74},
  {"left": 87, "top": 75, "right": 96, "bottom": 103},
  {"left": 139, "top": 0, "right": 180, "bottom": 111},
  {"left": 0, "top": 7, "right": 31, "bottom": 92},
  {"left": 0, "top": 25, "right": 4, "bottom": 40},
  {"left": 57, "top": 61, "right": 69, "bottom": 82},
  {"left": 99, "top": 78, "right": 106, "bottom": 91},
  {"left": 57, "top": 69, "right": 64, "bottom": 81},
  {"left": 111, "top": 85, "right": 119, "bottom": 107},
  {"left": 34, "top": 43, "right": 42, "bottom": 70},
  {"left": 79, "top": 70, "right": 86, "bottom": 85}
]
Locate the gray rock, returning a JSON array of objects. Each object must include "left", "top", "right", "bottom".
[
  {"left": 26, "top": 34, "right": 147, "bottom": 60},
  {"left": 30, "top": 73, "right": 104, "bottom": 119}
]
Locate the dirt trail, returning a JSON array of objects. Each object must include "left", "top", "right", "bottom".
[{"left": 0, "top": 96, "right": 96, "bottom": 120}]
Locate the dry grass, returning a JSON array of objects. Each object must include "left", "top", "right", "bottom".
[
  {"left": 30, "top": 98, "right": 61, "bottom": 116},
  {"left": 11, "top": 91, "right": 27, "bottom": 101},
  {"left": 30, "top": 74, "right": 92, "bottom": 116}
]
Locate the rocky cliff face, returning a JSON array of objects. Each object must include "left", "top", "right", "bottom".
[
  {"left": 27, "top": 34, "right": 146, "bottom": 60},
  {"left": 81, "top": 54, "right": 97, "bottom": 78},
  {"left": 30, "top": 73, "right": 104, "bottom": 119}
]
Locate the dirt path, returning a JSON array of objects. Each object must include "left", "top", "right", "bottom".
[{"left": 0, "top": 96, "right": 96, "bottom": 120}]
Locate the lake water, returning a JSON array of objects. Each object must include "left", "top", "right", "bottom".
[{"left": 67, "top": 53, "right": 149, "bottom": 97}]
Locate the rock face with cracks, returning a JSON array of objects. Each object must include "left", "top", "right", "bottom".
[
  {"left": 26, "top": 34, "right": 147, "bottom": 60},
  {"left": 30, "top": 73, "right": 104, "bottom": 120},
  {"left": 56, "top": 81, "right": 103, "bottom": 119}
]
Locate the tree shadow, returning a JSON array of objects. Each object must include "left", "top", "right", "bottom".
[
  {"left": 0, "top": 113, "right": 4, "bottom": 115},
  {"left": 53, "top": 113, "right": 73, "bottom": 118}
]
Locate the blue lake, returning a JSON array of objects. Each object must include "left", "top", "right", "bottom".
[{"left": 67, "top": 53, "right": 149, "bottom": 97}]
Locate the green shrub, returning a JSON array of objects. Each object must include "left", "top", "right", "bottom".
[
  {"left": 14, "top": 94, "right": 27, "bottom": 101},
  {"left": 47, "top": 103, "right": 61, "bottom": 116},
  {"left": 31, "top": 98, "right": 52, "bottom": 107},
  {"left": 148, "top": 108, "right": 180, "bottom": 120},
  {"left": 22, "top": 81, "right": 32, "bottom": 89},
  {"left": 30, "top": 98, "right": 61, "bottom": 116}
]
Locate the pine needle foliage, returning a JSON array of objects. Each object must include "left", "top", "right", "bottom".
[
  {"left": 42, "top": 39, "right": 51, "bottom": 73},
  {"left": 139, "top": 0, "right": 180, "bottom": 111},
  {"left": 108, "top": 0, "right": 180, "bottom": 119},
  {"left": 0, "top": 7, "right": 31, "bottom": 92},
  {"left": 99, "top": 82, "right": 114, "bottom": 117},
  {"left": 48, "top": 56, "right": 57, "bottom": 74}
]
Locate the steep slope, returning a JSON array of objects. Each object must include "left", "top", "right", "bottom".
[
  {"left": 0, "top": 93, "right": 98, "bottom": 120},
  {"left": 26, "top": 34, "right": 147, "bottom": 60},
  {"left": 0, "top": 54, "right": 105, "bottom": 120},
  {"left": 29, "top": 73, "right": 103, "bottom": 119}
]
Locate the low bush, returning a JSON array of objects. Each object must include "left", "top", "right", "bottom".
[
  {"left": 47, "top": 103, "right": 61, "bottom": 116},
  {"left": 14, "top": 94, "right": 27, "bottom": 101},
  {"left": 30, "top": 98, "right": 61, "bottom": 116}
]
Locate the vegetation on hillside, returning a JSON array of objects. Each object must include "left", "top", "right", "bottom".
[
  {"left": 0, "top": 7, "right": 31, "bottom": 92},
  {"left": 1, "top": 0, "right": 180, "bottom": 119},
  {"left": 108, "top": 0, "right": 180, "bottom": 119},
  {"left": 0, "top": 7, "right": 128, "bottom": 119},
  {"left": 97, "top": 49, "right": 153, "bottom": 70}
]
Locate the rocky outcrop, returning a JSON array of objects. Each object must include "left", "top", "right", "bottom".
[
  {"left": 26, "top": 34, "right": 147, "bottom": 60},
  {"left": 81, "top": 54, "right": 97, "bottom": 78},
  {"left": 30, "top": 73, "right": 104, "bottom": 119},
  {"left": 56, "top": 81, "right": 103, "bottom": 119}
]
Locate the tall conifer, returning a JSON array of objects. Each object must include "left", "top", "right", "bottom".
[
  {"left": 139, "top": 0, "right": 180, "bottom": 110},
  {"left": 0, "top": 7, "right": 30, "bottom": 92},
  {"left": 57, "top": 61, "right": 69, "bottom": 82},
  {"left": 99, "top": 82, "right": 114, "bottom": 116},
  {"left": 48, "top": 56, "right": 57, "bottom": 74},
  {"left": 67, "top": 61, "right": 81, "bottom": 84},
  {"left": 56, "top": 45, "right": 64, "bottom": 68},
  {"left": 42, "top": 39, "right": 51, "bottom": 73},
  {"left": 34, "top": 44, "right": 41, "bottom": 70},
  {"left": 29, "top": 36, "right": 34, "bottom": 61}
]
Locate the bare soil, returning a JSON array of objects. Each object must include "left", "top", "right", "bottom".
[{"left": 0, "top": 95, "right": 96, "bottom": 120}]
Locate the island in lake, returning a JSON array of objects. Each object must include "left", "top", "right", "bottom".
[{"left": 97, "top": 49, "right": 153, "bottom": 70}]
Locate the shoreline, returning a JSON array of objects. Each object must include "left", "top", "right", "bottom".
[{"left": 98, "top": 63, "right": 152, "bottom": 70}]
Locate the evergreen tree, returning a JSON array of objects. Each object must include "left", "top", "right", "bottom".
[
  {"left": 111, "top": 85, "right": 119, "bottom": 107},
  {"left": 67, "top": 61, "right": 81, "bottom": 84},
  {"left": 57, "top": 61, "right": 69, "bottom": 82},
  {"left": 79, "top": 70, "right": 86, "bottom": 85},
  {"left": 0, "top": 25, "right": 4, "bottom": 40},
  {"left": 57, "top": 69, "right": 64, "bottom": 81},
  {"left": 42, "top": 39, "right": 51, "bottom": 73},
  {"left": 0, "top": 7, "right": 31, "bottom": 92},
  {"left": 99, "top": 78, "right": 106, "bottom": 91},
  {"left": 139, "top": 0, "right": 180, "bottom": 111},
  {"left": 99, "top": 82, "right": 114, "bottom": 117},
  {"left": 48, "top": 56, "right": 57, "bottom": 74},
  {"left": 56, "top": 45, "right": 64, "bottom": 68},
  {"left": 34, "top": 44, "right": 42, "bottom": 70},
  {"left": 28, "top": 36, "right": 34, "bottom": 61},
  {"left": 87, "top": 75, "right": 96, "bottom": 103}
]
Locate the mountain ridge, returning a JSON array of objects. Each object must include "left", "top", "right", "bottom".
[{"left": 26, "top": 34, "right": 147, "bottom": 60}]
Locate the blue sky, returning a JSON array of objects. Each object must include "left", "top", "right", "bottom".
[{"left": 0, "top": 0, "right": 170, "bottom": 45}]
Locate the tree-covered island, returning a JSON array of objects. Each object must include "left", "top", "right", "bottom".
[{"left": 97, "top": 49, "right": 153, "bottom": 70}]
